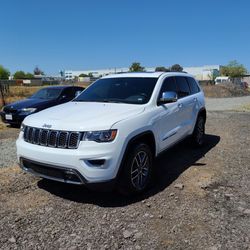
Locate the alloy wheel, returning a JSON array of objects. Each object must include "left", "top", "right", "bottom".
[
  {"left": 196, "top": 118, "right": 205, "bottom": 145},
  {"left": 130, "top": 150, "right": 150, "bottom": 190}
]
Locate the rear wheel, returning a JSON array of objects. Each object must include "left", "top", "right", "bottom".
[
  {"left": 118, "top": 143, "right": 153, "bottom": 195},
  {"left": 192, "top": 115, "right": 205, "bottom": 146}
]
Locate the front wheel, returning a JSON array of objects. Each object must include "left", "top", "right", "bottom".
[
  {"left": 118, "top": 143, "right": 153, "bottom": 195},
  {"left": 192, "top": 116, "right": 205, "bottom": 147}
]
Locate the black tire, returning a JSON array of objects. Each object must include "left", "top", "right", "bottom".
[
  {"left": 192, "top": 115, "right": 205, "bottom": 147},
  {"left": 118, "top": 143, "right": 153, "bottom": 196}
]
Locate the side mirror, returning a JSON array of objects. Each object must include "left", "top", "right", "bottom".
[
  {"left": 61, "top": 95, "right": 66, "bottom": 99},
  {"left": 75, "top": 91, "right": 82, "bottom": 97},
  {"left": 158, "top": 91, "right": 178, "bottom": 105}
]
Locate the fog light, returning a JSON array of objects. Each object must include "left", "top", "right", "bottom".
[
  {"left": 87, "top": 159, "right": 105, "bottom": 166},
  {"left": 64, "top": 170, "right": 79, "bottom": 182}
]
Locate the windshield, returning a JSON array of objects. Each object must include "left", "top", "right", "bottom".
[
  {"left": 30, "top": 88, "right": 62, "bottom": 100},
  {"left": 74, "top": 77, "right": 158, "bottom": 104}
]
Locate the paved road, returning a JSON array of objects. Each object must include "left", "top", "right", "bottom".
[{"left": 206, "top": 96, "right": 250, "bottom": 111}]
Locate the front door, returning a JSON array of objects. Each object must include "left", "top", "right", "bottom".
[{"left": 156, "top": 77, "right": 182, "bottom": 152}]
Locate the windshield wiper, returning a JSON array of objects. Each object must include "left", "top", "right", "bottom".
[
  {"left": 75, "top": 99, "right": 124, "bottom": 103},
  {"left": 100, "top": 99, "right": 123, "bottom": 103}
]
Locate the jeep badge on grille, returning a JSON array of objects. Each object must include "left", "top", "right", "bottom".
[{"left": 42, "top": 124, "right": 52, "bottom": 129}]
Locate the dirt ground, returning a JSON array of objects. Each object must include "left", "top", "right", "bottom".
[{"left": 0, "top": 111, "right": 249, "bottom": 250}]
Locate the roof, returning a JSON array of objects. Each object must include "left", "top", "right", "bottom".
[
  {"left": 102, "top": 71, "right": 191, "bottom": 79},
  {"left": 43, "top": 85, "right": 79, "bottom": 89}
]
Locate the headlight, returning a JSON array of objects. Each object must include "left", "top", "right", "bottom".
[
  {"left": 20, "top": 123, "right": 26, "bottom": 132},
  {"left": 21, "top": 108, "right": 37, "bottom": 113},
  {"left": 83, "top": 129, "right": 117, "bottom": 143}
]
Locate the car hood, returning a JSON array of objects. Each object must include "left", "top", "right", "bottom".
[
  {"left": 23, "top": 101, "right": 145, "bottom": 131},
  {"left": 5, "top": 98, "right": 53, "bottom": 110}
]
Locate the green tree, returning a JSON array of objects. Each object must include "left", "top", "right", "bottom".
[
  {"left": 155, "top": 66, "right": 169, "bottom": 72},
  {"left": 13, "top": 71, "right": 26, "bottom": 79},
  {"left": 79, "top": 73, "right": 88, "bottom": 77},
  {"left": 34, "top": 66, "right": 44, "bottom": 75},
  {"left": 0, "top": 65, "right": 10, "bottom": 79},
  {"left": 129, "top": 62, "right": 145, "bottom": 72},
  {"left": 170, "top": 64, "right": 183, "bottom": 72},
  {"left": 14, "top": 71, "right": 34, "bottom": 79},
  {"left": 220, "top": 60, "right": 247, "bottom": 78},
  {"left": 88, "top": 73, "right": 93, "bottom": 77},
  {"left": 25, "top": 73, "right": 34, "bottom": 79}
]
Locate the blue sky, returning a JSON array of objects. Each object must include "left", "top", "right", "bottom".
[{"left": 1, "top": 0, "right": 250, "bottom": 75}]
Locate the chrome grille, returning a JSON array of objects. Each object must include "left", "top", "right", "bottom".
[
  {"left": 40, "top": 130, "right": 49, "bottom": 145},
  {"left": 27, "top": 127, "right": 34, "bottom": 142},
  {"left": 68, "top": 132, "right": 81, "bottom": 149},
  {"left": 58, "top": 132, "right": 68, "bottom": 148},
  {"left": 33, "top": 129, "right": 40, "bottom": 144},
  {"left": 48, "top": 131, "right": 58, "bottom": 147},
  {"left": 23, "top": 126, "right": 82, "bottom": 149}
]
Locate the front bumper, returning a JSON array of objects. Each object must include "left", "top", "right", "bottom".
[
  {"left": 16, "top": 131, "right": 125, "bottom": 184},
  {"left": 20, "top": 157, "right": 86, "bottom": 184},
  {"left": 0, "top": 111, "right": 26, "bottom": 125}
]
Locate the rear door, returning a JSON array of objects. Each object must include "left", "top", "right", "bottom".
[
  {"left": 186, "top": 77, "right": 201, "bottom": 129},
  {"left": 175, "top": 76, "right": 195, "bottom": 137}
]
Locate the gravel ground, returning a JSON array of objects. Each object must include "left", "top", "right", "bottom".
[
  {"left": 0, "top": 110, "right": 249, "bottom": 250},
  {"left": 0, "top": 139, "right": 17, "bottom": 168},
  {"left": 206, "top": 96, "right": 250, "bottom": 111},
  {"left": 0, "top": 127, "right": 19, "bottom": 168}
]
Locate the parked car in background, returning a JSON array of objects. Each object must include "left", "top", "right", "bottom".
[
  {"left": 0, "top": 86, "right": 84, "bottom": 126},
  {"left": 214, "top": 76, "right": 230, "bottom": 84}
]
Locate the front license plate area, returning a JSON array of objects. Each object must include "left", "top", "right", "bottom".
[{"left": 5, "top": 114, "right": 13, "bottom": 120}]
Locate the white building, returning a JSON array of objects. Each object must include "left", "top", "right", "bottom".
[
  {"left": 183, "top": 65, "right": 221, "bottom": 80},
  {"left": 64, "top": 68, "right": 129, "bottom": 80},
  {"left": 63, "top": 65, "right": 221, "bottom": 81}
]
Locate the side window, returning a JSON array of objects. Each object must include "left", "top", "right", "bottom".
[
  {"left": 159, "top": 77, "right": 178, "bottom": 98},
  {"left": 175, "top": 76, "right": 190, "bottom": 98},
  {"left": 186, "top": 77, "right": 200, "bottom": 94},
  {"left": 61, "top": 88, "right": 75, "bottom": 100}
]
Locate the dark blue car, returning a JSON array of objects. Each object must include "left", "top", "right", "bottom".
[{"left": 0, "top": 85, "right": 84, "bottom": 126}]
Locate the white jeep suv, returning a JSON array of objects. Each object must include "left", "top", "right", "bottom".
[{"left": 16, "top": 72, "right": 206, "bottom": 195}]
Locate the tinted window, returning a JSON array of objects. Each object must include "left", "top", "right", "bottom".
[
  {"left": 30, "top": 88, "right": 62, "bottom": 100},
  {"left": 62, "top": 87, "right": 83, "bottom": 100},
  {"left": 60, "top": 88, "right": 74, "bottom": 99},
  {"left": 159, "top": 77, "right": 178, "bottom": 98},
  {"left": 74, "top": 77, "right": 158, "bottom": 104},
  {"left": 186, "top": 77, "right": 200, "bottom": 94},
  {"left": 175, "top": 76, "right": 190, "bottom": 98}
]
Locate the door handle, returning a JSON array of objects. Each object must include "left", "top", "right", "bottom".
[
  {"left": 193, "top": 97, "right": 197, "bottom": 102},
  {"left": 178, "top": 103, "right": 183, "bottom": 108}
]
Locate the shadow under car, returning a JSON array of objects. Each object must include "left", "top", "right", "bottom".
[{"left": 37, "top": 134, "right": 220, "bottom": 207}]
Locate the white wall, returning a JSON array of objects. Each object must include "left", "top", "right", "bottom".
[{"left": 64, "top": 65, "right": 221, "bottom": 80}]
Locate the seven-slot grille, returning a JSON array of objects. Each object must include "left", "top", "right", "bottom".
[{"left": 23, "top": 126, "right": 82, "bottom": 149}]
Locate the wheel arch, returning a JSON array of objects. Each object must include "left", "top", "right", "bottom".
[
  {"left": 126, "top": 131, "right": 156, "bottom": 157},
  {"left": 197, "top": 107, "right": 207, "bottom": 123},
  {"left": 116, "top": 130, "right": 156, "bottom": 180}
]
